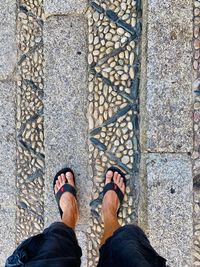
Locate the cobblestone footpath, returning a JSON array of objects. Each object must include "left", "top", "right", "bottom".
[
  {"left": 16, "top": 0, "right": 45, "bottom": 244},
  {"left": 0, "top": 0, "right": 196, "bottom": 267},
  {"left": 86, "top": 1, "right": 141, "bottom": 265}
]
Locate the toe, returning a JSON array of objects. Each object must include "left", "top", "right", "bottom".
[
  {"left": 58, "top": 175, "right": 63, "bottom": 185},
  {"left": 105, "top": 170, "right": 113, "bottom": 184},
  {"left": 56, "top": 178, "right": 61, "bottom": 188},
  {"left": 121, "top": 183, "right": 125, "bottom": 194},
  {"left": 60, "top": 174, "right": 66, "bottom": 185},
  {"left": 54, "top": 183, "right": 58, "bottom": 193},
  {"left": 66, "top": 172, "right": 75, "bottom": 187},
  {"left": 119, "top": 177, "right": 124, "bottom": 188},
  {"left": 113, "top": 171, "right": 118, "bottom": 183},
  {"left": 117, "top": 174, "right": 121, "bottom": 184}
]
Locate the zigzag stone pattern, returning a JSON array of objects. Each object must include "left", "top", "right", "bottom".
[
  {"left": 87, "top": 0, "right": 142, "bottom": 265},
  {"left": 16, "top": 0, "right": 44, "bottom": 244}
]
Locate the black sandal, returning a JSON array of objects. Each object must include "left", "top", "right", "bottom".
[
  {"left": 53, "top": 167, "right": 77, "bottom": 218},
  {"left": 103, "top": 166, "right": 126, "bottom": 213}
]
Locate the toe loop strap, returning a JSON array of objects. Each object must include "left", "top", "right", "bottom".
[
  {"left": 103, "top": 183, "right": 124, "bottom": 204},
  {"left": 55, "top": 184, "right": 77, "bottom": 204}
]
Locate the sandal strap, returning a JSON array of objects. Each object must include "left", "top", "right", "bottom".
[
  {"left": 55, "top": 184, "right": 76, "bottom": 205},
  {"left": 103, "top": 182, "right": 124, "bottom": 204}
]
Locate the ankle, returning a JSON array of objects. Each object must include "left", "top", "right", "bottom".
[
  {"left": 62, "top": 216, "right": 76, "bottom": 230},
  {"left": 103, "top": 206, "right": 117, "bottom": 218},
  {"left": 62, "top": 209, "right": 77, "bottom": 230},
  {"left": 103, "top": 211, "right": 118, "bottom": 224},
  {"left": 100, "top": 219, "right": 120, "bottom": 246}
]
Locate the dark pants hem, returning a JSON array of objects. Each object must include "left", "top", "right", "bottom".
[
  {"left": 5, "top": 223, "right": 167, "bottom": 267},
  {"left": 5, "top": 222, "right": 82, "bottom": 267},
  {"left": 98, "top": 224, "right": 167, "bottom": 267}
]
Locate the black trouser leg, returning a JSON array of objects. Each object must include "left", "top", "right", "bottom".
[
  {"left": 97, "top": 225, "right": 167, "bottom": 267},
  {"left": 5, "top": 222, "right": 82, "bottom": 267}
]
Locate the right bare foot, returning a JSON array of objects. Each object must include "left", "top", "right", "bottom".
[{"left": 102, "top": 170, "right": 125, "bottom": 220}]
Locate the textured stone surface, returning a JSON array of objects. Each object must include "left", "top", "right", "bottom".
[
  {"left": 0, "top": 82, "right": 16, "bottom": 265},
  {"left": 144, "top": 0, "right": 193, "bottom": 152},
  {"left": 16, "top": 0, "right": 45, "bottom": 242},
  {"left": 146, "top": 154, "right": 193, "bottom": 267},
  {"left": 77, "top": 231, "right": 88, "bottom": 267},
  {"left": 86, "top": 1, "right": 141, "bottom": 263},
  {"left": 0, "top": 210, "right": 16, "bottom": 266},
  {"left": 0, "top": 1, "right": 17, "bottom": 78},
  {"left": 193, "top": 1, "right": 200, "bottom": 265},
  {"left": 0, "top": 1, "right": 195, "bottom": 266},
  {"left": 44, "top": 16, "right": 90, "bottom": 226},
  {"left": 44, "top": 0, "right": 87, "bottom": 15}
]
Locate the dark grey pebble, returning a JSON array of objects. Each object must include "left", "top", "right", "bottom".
[
  {"left": 18, "top": 201, "right": 28, "bottom": 209},
  {"left": 90, "top": 137, "right": 107, "bottom": 151},
  {"left": 90, "top": 127, "right": 102, "bottom": 136},
  {"left": 90, "top": 2, "right": 104, "bottom": 13},
  {"left": 106, "top": 10, "right": 119, "bottom": 22}
]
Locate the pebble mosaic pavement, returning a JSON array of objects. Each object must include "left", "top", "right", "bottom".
[
  {"left": 4, "top": 0, "right": 200, "bottom": 265},
  {"left": 16, "top": 0, "right": 45, "bottom": 243},
  {"left": 15, "top": 0, "right": 142, "bottom": 263},
  {"left": 87, "top": 1, "right": 142, "bottom": 264}
]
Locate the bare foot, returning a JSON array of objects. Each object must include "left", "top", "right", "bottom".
[
  {"left": 54, "top": 172, "right": 79, "bottom": 229},
  {"left": 102, "top": 170, "right": 125, "bottom": 219}
]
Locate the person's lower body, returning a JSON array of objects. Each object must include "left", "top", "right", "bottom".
[
  {"left": 5, "top": 222, "right": 166, "bottom": 267},
  {"left": 5, "top": 168, "right": 167, "bottom": 267}
]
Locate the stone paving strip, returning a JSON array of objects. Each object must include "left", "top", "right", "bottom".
[
  {"left": 146, "top": 154, "right": 193, "bottom": 267},
  {"left": 193, "top": 0, "right": 200, "bottom": 265},
  {"left": 0, "top": 0, "right": 18, "bottom": 264},
  {"left": 0, "top": 1, "right": 17, "bottom": 79},
  {"left": 0, "top": 82, "right": 16, "bottom": 266},
  {"left": 144, "top": 0, "right": 193, "bottom": 152},
  {"left": 142, "top": 0, "right": 193, "bottom": 266},
  {"left": 43, "top": 15, "right": 90, "bottom": 227},
  {"left": 44, "top": 0, "right": 87, "bottom": 14}
]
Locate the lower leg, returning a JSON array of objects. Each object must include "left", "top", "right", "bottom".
[
  {"left": 100, "top": 210, "right": 120, "bottom": 246},
  {"left": 54, "top": 172, "right": 79, "bottom": 230},
  {"left": 62, "top": 202, "right": 78, "bottom": 230},
  {"left": 100, "top": 170, "right": 125, "bottom": 246}
]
